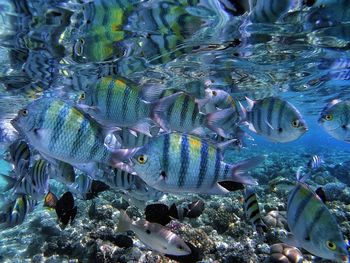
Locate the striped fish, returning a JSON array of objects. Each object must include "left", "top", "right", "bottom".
[
  {"left": 117, "top": 128, "right": 159, "bottom": 148},
  {"left": 68, "top": 174, "right": 109, "bottom": 200},
  {"left": 14, "top": 159, "right": 49, "bottom": 200},
  {"left": 8, "top": 139, "right": 30, "bottom": 178},
  {"left": 48, "top": 160, "right": 76, "bottom": 185},
  {"left": 72, "top": 0, "right": 137, "bottom": 62},
  {"left": 130, "top": 132, "right": 264, "bottom": 194},
  {"left": 244, "top": 97, "right": 308, "bottom": 143},
  {"left": 11, "top": 98, "right": 134, "bottom": 171},
  {"left": 244, "top": 187, "right": 267, "bottom": 233},
  {"left": 307, "top": 155, "right": 324, "bottom": 171},
  {"left": 286, "top": 183, "right": 348, "bottom": 262},
  {"left": 127, "top": 0, "right": 203, "bottom": 65},
  {"left": 0, "top": 195, "right": 37, "bottom": 228},
  {"left": 77, "top": 76, "right": 169, "bottom": 136},
  {"left": 319, "top": 99, "right": 350, "bottom": 143}
]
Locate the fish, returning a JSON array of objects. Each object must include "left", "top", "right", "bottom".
[
  {"left": 307, "top": 155, "right": 324, "bottom": 171},
  {"left": 71, "top": 0, "right": 137, "bottom": 62},
  {"left": 10, "top": 98, "right": 135, "bottom": 173},
  {"left": 129, "top": 132, "right": 264, "bottom": 194},
  {"left": 0, "top": 195, "right": 37, "bottom": 228},
  {"left": 77, "top": 76, "right": 169, "bottom": 136},
  {"left": 7, "top": 139, "right": 31, "bottom": 178},
  {"left": 0, "top": 159, "right": 49, "bottom": 200},
  {"left": 69, "top": 174, "right": 109, "bottom": 200},
  {"left": 55, "top": 192, "right": 77, "bottom": 227},
  {"left": 117, "top": 210, "right": 191, "bottom": 256},
  {"left": 117, "top": 127, "right": 159, "bottom": 148},
  {"left": 145, "top": 200, "right": 205, "bottom": 225},
  {"left": 284, "top": 182, "right": 349, "bottom": 262},
  {"left": 319, "top": 99, "right": 350, "bottom": 143},
  {"left": 204, "top": 88, "right": 239, "bottom": 112},
  {"left": 244, "top": 97, "right": 308, "bottom": 142},
  {"left": 243, "top": 187, "right": 267, "bottom": 233},
  {"left": 48, "top": 160, "right": 76, "bottom": 185},
  {"left": 44, "top": 191, "right": 58, "bottom": 209}
]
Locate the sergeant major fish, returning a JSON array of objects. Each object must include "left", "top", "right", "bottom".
[
  {"left": 285, "top": 182, "right": 349, "bottom": 262},
  {"left": 129, "top": 132, "right": 264, "bottom": 195},
  {"left": 319, "top": 99, "right": 350, "bottom": 143},
  {"left": 10, "top": 98, "right": 135, "bottom": 174},
  {"left": 243, "top": 97, "right": 308, "bottom": 142},
  {"left": 7, "top": 139, "right": 30, "bottom": 178},
  {"left": 117, "top": 210, "right": 191, "bottom": 256},
  {"left": 244, "top": 187, "right": 267, "bottom": 233}
]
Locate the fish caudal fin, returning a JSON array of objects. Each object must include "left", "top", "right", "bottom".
[
  {"left": 150, "top": 92, "right": 183, "bottom": 132},
  {"left": 230, "top": 156, "right": 266, "bottom": 185},
  {"left": 205, "top": 108, "right": 236, "bottom": 138},
  {"left": 117, "top": 210, "right": 132, "bottom": 232},
  {"left": 0, "top": 174, "right": 17, "bottom": 192}
]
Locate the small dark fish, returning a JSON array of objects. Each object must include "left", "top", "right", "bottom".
[
  {"left": 145, "top": 203, "right": 172, "bottom": 226},
  {"left": 315, "top": 187, "right": 327, "bottom": 203},
  {"left": 55, "top": 192, "right": 77, "bottom": 226},
  {"left": 44, "top": 191, "right": 58, "bottom": 209},
  {"left": 185, "top": 200, "right": 205, "bottom": 218},
  {"left": 165, "top": 242, "right": 203, "bottom": 263},
  {"left": 145, "top": 200, "right": 205, "bottom": 226},
  {"left": 244, "top": 188, "right": 267, "bottom": 234},
  {"left": 84, "top": 180, "right": 110, "bottom": 200}
]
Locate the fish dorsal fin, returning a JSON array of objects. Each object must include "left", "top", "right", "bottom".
[{"left": 315, "top": 187, "right": 327, "bottom": 204}]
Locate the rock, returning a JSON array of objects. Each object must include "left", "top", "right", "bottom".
[
  {"left": 268, "top": 243, "right": 303, "bottom": 263},
  {"left": 263, "top": 211, "right": 288, "bottom": 229}
]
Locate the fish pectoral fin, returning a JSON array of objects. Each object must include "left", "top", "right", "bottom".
[
  {"left": 207, "top": 183, "right": 230, "bottom": 195},
  {"left": 247, "top": 123, "right": 257, "bottom": 133},
  {"left": 280, "top": 232, "right": 301, "bottom": 247},
  {"left": 33, "top": 128, "right": 51, "bottom": 140}
]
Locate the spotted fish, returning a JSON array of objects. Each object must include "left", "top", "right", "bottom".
[{"left": 130, "top": 132, "right": 264, "bottom": 194}]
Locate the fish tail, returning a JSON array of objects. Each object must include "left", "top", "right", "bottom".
[
  {"left": 230, "top": 156, "right": 265, "bottom": 185},
  {"left": 205, "top": 108, "right": 236, "bottom": 138},
  {"left": 150, "top": 92, "right": 183, "bottom": 132},
  {"left": 117, "top": 210, "right": 131, "bottom": 232},
  {"left": 0, "top": 174, "right": 17, "bottom": 192}
]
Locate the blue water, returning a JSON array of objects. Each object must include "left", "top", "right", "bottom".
[{"left": 0, "top": 0, "right": 350, "bottom": 262}]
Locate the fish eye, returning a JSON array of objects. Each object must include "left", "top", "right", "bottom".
[
  {"left": 20, "top": 109, "right": 28, "bottom": 117},
  {"left": 212, "top": 90, "right": 217, "bottom": 96},
  {"left": 326, "top": 241, "right": 336, "bottom": 250},
  {"left": 291, "top": 119, "right": 300, "bottom": 128},
  {"left": 325, "top": 114, "right": 333, "bottom": 121},
  {"left": 137, "top": 155, "right": 148, "bottom": 164},
  {"left": 74, "top": 38, "right": 85, "bottom": 56},
  {"left": 79, "top": 92, "right": 86, "bottom": 100},
  {"left": 177, "top": 245, "right": 184, "bottom": 250}
]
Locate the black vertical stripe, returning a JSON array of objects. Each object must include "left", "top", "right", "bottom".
[
  {"left": 257, "top": 106, "right": 262, "bottom": 133},
  {"left": 121, "top": 86, "right": 131, "bottom": 121},
  {"left": 291, "top": 190, "right": 313, "bottom": 229},
  {"left": 303, "top": 206, "right": 325, "bottom": 240},
  {"left": 191, "top": 104, "right": 199, "bottom": 127},
  {"left": 266, "top": 98, "right": 275, "bottom": 136},
  {"left": 179, "top": 95, "right": 190, "bottom": 128},
  {"left": 162, "top": 134, "right": 170, "bottom": 172},
  {"left": 49, "top": 104, "right": 69, "bottom": 151},
  {"left": 178, "top": 134, "right": 189, "bottom": 188},
  {"left": 70, "top": 117, "right": 89, "bottom": 158},
  {"left": 211, "top": 149, "right": 221, "bottom": 186},
  {"left": 105, "top": 79, "right": 114, "bottom": 119},
  {"left": 196, "top": 139, "right": 208, "bottom": 188},
  {"left": 277, "top": 101, "right": 286, "bottom": 131}
]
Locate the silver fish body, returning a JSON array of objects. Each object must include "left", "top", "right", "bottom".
[
  {"left": 117, "top": 210, "right": 191, "bottom": 256},
  {"left": 11, "top": 98, "right": 123, "bottom": 168},
  {"left": 130, "top": 132, "right": 264, "bottom": 194},
  {"left": 245, "top": 97, "right": 308, "bottom": 142},
  {"left": 286, "top": 183, "right": 348, "bottom": 262},
  {"left": 319, "top": 99, "right": 350, "bottom": 143}
]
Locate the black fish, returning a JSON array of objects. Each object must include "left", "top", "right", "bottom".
[
  {"left": 145, "top": 200, "right": 205, "bottom": 226},
  {"left": 145, "top": 203, "right": 172, "bottom": 226},
  {"left": 186, "top": 200, "right": 205, "bottom": 218},
  {"left": 165, "top": 242, "right": 203, "bottom": 263},
  {"left": 316, "top": 187, "right": 327, "bottom": 203},
  {"left": 85, "top": 180, "right": 110, "bottom": 200},
  {"left": 55, "top": 192, "right": 77, "bottom": 226}
]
